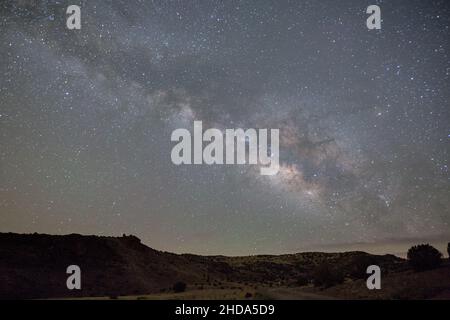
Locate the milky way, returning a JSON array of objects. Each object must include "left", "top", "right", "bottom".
[{"left": 1, "top": 0, "right": 449, "bottom": 255}]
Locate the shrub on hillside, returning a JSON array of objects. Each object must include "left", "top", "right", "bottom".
[
  {"left": 407, "top": 244, "right": 442, "bottom": 271},
  {"left": 173, "top": 281, "right": 187, "bottom": 293},
  {"left": 312, "top": 263, "right": 344, "bottom": 288},
  {"left": 296, "top": 275, "right": 309, "bottom": 286}
]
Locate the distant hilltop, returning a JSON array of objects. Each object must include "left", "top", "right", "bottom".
[{"left": 2, "top": 232, "right": 449, "bottom": 300}]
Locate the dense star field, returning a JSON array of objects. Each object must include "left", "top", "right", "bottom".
[{"left": 0, "top": 1, "right": 449, "bottom": 255}]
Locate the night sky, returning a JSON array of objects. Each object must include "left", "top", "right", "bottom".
[{"left": 1, "top": 0, "right": 449, "bottom": 255}]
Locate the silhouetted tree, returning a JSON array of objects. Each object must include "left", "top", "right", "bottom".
[{"left": 407, "top": 244, "right": 442, "bottom": 271}]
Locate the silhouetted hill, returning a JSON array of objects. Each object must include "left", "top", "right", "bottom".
[
  {"left": 0, "top": 232, "right": 209, "bottom": 299},
  {"left": 0, "top": 232, "right": 410, "bottom": 299}
]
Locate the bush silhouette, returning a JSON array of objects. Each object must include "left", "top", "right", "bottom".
[
  {"left": 312, "top": 263, "right": 344, "bottom": 287},
  {"left": 173, "top": 281, "right": 187, "bottom": 293},
  {"left": 407, "top": 244, "right": 442, "bottom": 271},
  {"left": 447, "top": 242, "right": 450, "bottom": 260}
]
